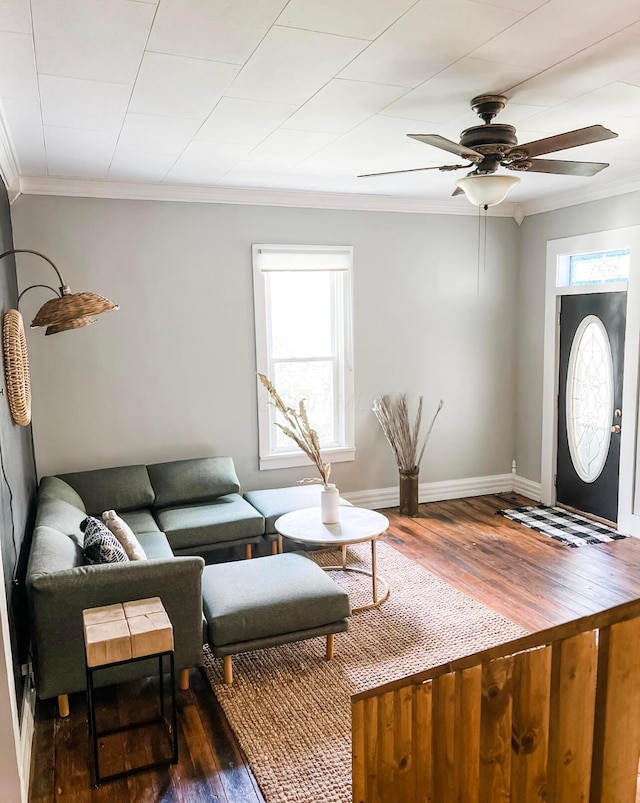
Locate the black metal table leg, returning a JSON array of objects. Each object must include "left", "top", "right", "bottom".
[{"left": 86, "top": 650, "right": 179, "bottom": 786}]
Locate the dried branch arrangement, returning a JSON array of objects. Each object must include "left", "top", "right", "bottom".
[
  {"left": 258, "top": 373, "right": 331, "bottom": 486},
  {"left": 372, "top": 394, "right": 444, "bottom": 471}
]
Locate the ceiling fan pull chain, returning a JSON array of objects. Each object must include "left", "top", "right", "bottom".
[
  {"left": 483, "top": 207, "right": 488, "bottom": 274},
  {"left": 477, "top": 204, "right": 481, "bottom": 298}
]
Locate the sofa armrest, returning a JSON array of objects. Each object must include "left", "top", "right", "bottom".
[{"left": 29, "top": 556, "right": 204, "bottom": 700}]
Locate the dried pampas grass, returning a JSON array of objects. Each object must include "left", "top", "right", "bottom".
[
  {"left": 258, "top": 373, "right": 331, "bottom": 486},
  {"left": 372, "top": 395, "right": 443, "bottom": 471}
]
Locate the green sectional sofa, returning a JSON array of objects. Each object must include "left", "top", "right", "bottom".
[
  {"left": 26, "top": 455, "right": 352, "bottom": 711},
  {"left": 26, "top": 456, "right": 263, "bottom": 709}
]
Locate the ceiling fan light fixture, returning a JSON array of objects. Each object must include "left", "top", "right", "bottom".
[{"left": 455, "top": 174, "right": 520, "bottom": 207}]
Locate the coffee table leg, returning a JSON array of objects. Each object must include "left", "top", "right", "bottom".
[
  {"left": 371, "top": 540, "right": 378, "bottom": 604},
  {"left": 341, "top": 545, "right": 347, "bottom": 569},
  {"left": 278, "top": 534, "right": 283, "bottom": 554}
]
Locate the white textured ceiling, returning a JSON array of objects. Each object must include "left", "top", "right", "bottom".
[{"left": 2, "top": 0, "right": 640, "bottom": 207}]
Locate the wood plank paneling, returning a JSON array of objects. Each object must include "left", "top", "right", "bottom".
[
  {"left": 547, "top": 631, "right": 597, "bottom": 803},
  {"left": 364, "top": 696, "right": 379, "bottom": 803},
  {"left": 591, "top": 618, "right": 640, "bottom": 803},
  {"left": 510, "top": 647, "right": 551, "bottom": 803},
  {"left": 352, "top": 613, "right": 640, "bottom": 803},
  {"left": 414, "top": 683, "right": 433, "bottom": 803},
  {"left": 457, "top": 665, "right": 482, "bottom": 803},
  {"left": 433, "top": 672, "right": 457, "bottom": 801},
  {"left": 479, "top": 657, "right": 513, "bottom": 803},
  {"left": 377, "top": 690, "right": 396, "bottom": 802},
  {"left": 352, "top": 699, "right": 366, "bottom": 803},
  {"left": 394, "top": 686, "right": 416, "bottom": 802}
]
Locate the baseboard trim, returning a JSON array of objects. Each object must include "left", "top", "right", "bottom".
[
  {"left": 342, "top": 472, "right": 542, "bottom": 510},
  {"left": 19, "top": 669, "right": 35, "bottom": 801},
  {"left": 343, "top": 473, "right": 514, "bottom": 510},
  {"left": 512, "top": 474, "right": 542, "bottom": 502}
]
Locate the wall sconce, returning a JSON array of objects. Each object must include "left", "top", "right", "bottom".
[
  {"left": 1, "top": 249, "right": 119, "bottom": 426},
  {"left": 455, "top": 174, "right": 520, "bottom": 208}
]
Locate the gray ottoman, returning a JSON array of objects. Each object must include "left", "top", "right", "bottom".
[{"left": 202, "top": 552, "right": 351, "bottom": 683}]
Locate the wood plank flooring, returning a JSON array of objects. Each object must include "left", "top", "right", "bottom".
[{"left": 29, "top": 493, "right": 640, "bottom": 802}]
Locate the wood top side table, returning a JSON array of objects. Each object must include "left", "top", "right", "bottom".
[
  {"left": 82, "top": 597, "right": 178, "bottom": 786},
  {"left": 274, "top": 506, "right": 390, "bottom": 613}
]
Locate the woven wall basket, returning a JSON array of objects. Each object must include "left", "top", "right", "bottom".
[{"left": 3, "top": 309, "right": 31, "bottom": 426}]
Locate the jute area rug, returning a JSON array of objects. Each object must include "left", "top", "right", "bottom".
[{"left": 203, "top": 540, "right": 527, "bottom": 803}]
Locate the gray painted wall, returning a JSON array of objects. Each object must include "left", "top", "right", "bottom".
[
  {"left": 0, "top": 182, "right": 37, "bottom": 716},
  {"left": 11, "top": 195, "right": 519, "bottom": 492},
  {"left": 516, "top": 190, "right": 640, "bottom": 483}
]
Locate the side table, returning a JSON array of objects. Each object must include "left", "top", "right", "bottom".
[{"left": 82, "top": 597, "right": 179, "bottom": 786}]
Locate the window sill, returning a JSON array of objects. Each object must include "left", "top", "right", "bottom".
[{"left": 259, "top": 446, "right": 356, "bottom": 472}]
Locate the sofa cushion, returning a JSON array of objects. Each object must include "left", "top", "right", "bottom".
[
  {"left": 35, "top": 496, "right": 86, "bottom": 536},
  {"left": 57, "top": 465, "right": 155, "bottom": 515},
  {"left": 102, "top": 511, "right": 146, "bottom": 561},
  {"left": 202, "top": 553, "right": 351, "bottom": 647},
  {"left": 118, "top": 509, "right": 160, "bottom": 534},
  {"left": 155, "top": 494, "right": 264, "bottom": 551},
  {"left": 38, "top": 476, "right": 86, "bottom": 512},
  {"left": 244, "top": 485, "right": 353, "bottom": 535},
  {"left": 148, "top": 457, "right": 240, "bottom": 508},
  {"left": 26, "top": 525, "right": 85, "bottom": 583},
  {"left": 81, "top": 517, "right": 129, "bottom": 565},
  {"left": 135, "top": 531, "right": 174, "bottom": 561}
]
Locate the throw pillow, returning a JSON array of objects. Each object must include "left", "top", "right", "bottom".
[
  {"left": 102, "top": 510, "right": 147, "bottom": 561},
  {"left": 81, "top": 516, "right": 129, "bottom": 565}
]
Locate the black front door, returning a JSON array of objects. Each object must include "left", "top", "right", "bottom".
[{"left": 556, "top": 292, "right": 626, "bottom": 523}]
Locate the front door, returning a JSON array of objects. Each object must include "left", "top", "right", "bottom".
[{"left": 556, "top": 291, "right": 626, "bottom": 522}]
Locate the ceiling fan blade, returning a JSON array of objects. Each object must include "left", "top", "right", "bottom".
[
  {"left": 451, "top": 186, "right": 465, "bottom": 197},
  {"left": 408, "top": 134, "right": 483, "bottom": 163},
  {"left": 509, "top": 125, "right": 617, "bottom": 159},
  {"left": 358, "top": 164, "right": 468, "bottom": 178},
  {"left": 510, "top": 158, "right": 610, "bottom": 176}
]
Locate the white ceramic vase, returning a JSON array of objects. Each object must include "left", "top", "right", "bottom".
[{"left": 320, "top": 483, "right": 340, "bottom": 524}]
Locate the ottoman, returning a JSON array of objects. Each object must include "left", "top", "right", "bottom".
[{"left": 202, "top": 552, "right": 351, "bottom": 683}]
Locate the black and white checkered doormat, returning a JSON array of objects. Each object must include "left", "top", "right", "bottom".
[{"left": 497, "top": 505, "right": 628, "bottom": 548}]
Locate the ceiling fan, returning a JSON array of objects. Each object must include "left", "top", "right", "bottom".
[{"left": 359, "top": 94, "right": 618, "bottom": 204}]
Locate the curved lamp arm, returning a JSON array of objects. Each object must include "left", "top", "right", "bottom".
[
  {"left": 18, "top": 284, "right": 60, "bottom": 308},
  {"left": 0, "top": 248, "right": 66, "bottom": 289}
]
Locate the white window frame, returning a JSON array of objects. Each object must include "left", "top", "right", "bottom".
[{"left": 252, "top": 244, "right": 355, "bottom": 471}]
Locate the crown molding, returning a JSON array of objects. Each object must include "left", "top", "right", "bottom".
[
  {"left": 17, "top": 175, "right": 519, "bottom": 218},
  {"left": 0, "top": 101, "right": 20, "bottom": 200},
  {"left": 519, "top": 173, "right": 640, "bottom": 218},
  {"left": 21, "top": 172, "right": 640, "bottom": 220}
]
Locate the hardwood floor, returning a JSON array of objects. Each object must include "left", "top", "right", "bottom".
[{"left": 30, "top": 493, "right": 640, "bottom": 802}]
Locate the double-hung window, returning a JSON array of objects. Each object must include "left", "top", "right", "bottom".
[{"left": 252, "top": 244, "right": 355, "bottom": 471}]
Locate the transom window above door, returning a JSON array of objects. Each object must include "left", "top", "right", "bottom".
[{"left": 557, "top": 248, "right": 630, "bottom": 287}]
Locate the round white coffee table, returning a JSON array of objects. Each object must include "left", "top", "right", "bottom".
[{"left": 274, "top": 506, "right": 390, "bottom": 613}]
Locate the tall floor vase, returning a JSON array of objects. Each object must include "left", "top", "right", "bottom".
[{"left": 399, "top": 467, "right": 419, "bottom": 517}]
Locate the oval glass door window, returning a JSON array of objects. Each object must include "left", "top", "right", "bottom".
[{"left": 565, "top": 314, "right": 614, "bottom": 482}]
